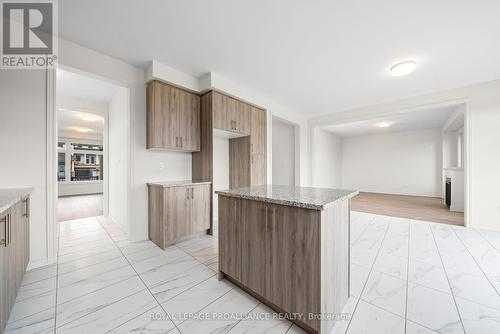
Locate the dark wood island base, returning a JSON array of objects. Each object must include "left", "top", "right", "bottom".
[{"left": 216, "top": 185, "right": 358, "bottom": 333}]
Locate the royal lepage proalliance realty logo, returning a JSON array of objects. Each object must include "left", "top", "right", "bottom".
[{"left": 1, "top": 0, "right": 57, "bottom": 69}]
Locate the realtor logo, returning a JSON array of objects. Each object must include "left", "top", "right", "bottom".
[{"left": 1, "top": 1, "right": 57, "bottom": 69}]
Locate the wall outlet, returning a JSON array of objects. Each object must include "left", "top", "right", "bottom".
[{"left": 159, "top": 162, "right": 164, "bottom": 171}]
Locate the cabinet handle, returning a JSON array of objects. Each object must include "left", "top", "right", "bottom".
[
  {"left": 180, "top": 137, "right": 183, "bottom": 148},
  {"left": 23, "top": 198, "right": 29, "bottom": 217},
  {"left": 0, "top": 215, "right": 6, "bottom": 247},
  {"left": 176, "top": 136, "right": 179, "bottom": 147},
  {"left": 7, "top": 214, "right": 11, "bottom": 246},
  {"left": 191, "top": 188, "right": 194, "bottom": 200},
  {"left": 186, "top": 188, "right": 190, "bottom": 199},
  {"left": 265, "top": 206, "right": 268, "bottom": 231}
]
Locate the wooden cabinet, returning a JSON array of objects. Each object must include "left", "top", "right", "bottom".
[
  {"left": 191, "top": 184, "right": 211, "bottom": 233},
  {"left": 218, "top": 196, "right": 242, "bottom": 281},
  {"left": 148, "top": 183, "right": 211, "bottom": 249},
  {"left": 147, "top": 80, "right": 200, "bottom": 152},
  {"left": 0, "top": 196, "right": 30, "bottom": 334},
  {"left": 212, "top": 91, "right": 251, "bottom": 135},
  {"left": 241, "top": 199, "right": 273, "bottom": 301},
  {"left": 250, "top": 107, "right": 267, "bottom": 185},
  {"left": 218, "top": 195, "right": 345, "bottom": 333},
  {"left": 0, "top": 209, "right": 8, "bottom": 333}
]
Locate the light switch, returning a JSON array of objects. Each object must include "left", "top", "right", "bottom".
[{"left": 159, "top": 162, "right": 164, "bottom": 171}]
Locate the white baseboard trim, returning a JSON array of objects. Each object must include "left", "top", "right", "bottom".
[
  {"left": 472, "top": 224, "right": 500, "bottom": 232},
  {"left": 27, "top": 258, "right": 53, "bottom": 271}
]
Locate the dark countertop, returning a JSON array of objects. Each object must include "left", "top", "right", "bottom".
[
  {"left": 215, "top": 185, "right": 358, "bottom": 210},
  {"left": 147, "top": 180, "right": 212, "bottom": 188},
  {"left": 0, "top": 188, "right": 33, "bottom": 213}
]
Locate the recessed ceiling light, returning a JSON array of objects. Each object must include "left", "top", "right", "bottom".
[
  {"left": 376, "top": 122, "right": 393, "bottom": 128},
  {"left": 390, "top": 60, "right": 416, "bottom": 77}
]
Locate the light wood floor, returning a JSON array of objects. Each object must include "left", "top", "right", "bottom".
[
  {"left": 58, "top": 194, "right": 103, "bottom": 222},
  {"left": 351, "top": 192, "right": 464, "bottom": 226}
]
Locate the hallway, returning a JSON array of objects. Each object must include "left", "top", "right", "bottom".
[{"left": 57, "top": 194, "right": 103, "bottom": 222}]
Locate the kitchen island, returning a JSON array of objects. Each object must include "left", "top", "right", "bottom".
[{"left": 216, "top": 185, "right": 358, "bottom": 334}]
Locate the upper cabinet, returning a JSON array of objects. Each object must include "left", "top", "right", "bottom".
[
  {"left": 212, "top": 91, "right": 251, "bottom": 135},
  {"left": 250, "top": 107, "right": 267, "bottom": 185},
  {"left": 147, "top": 80, "right": 201, "bottom": 152}
]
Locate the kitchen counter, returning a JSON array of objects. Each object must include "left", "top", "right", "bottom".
[
  {"left": 147, "top": 180, "right": 212, "bottom": 188},
  {"left": 216, "top": 185, "right": 358, "bottom": 210},
  {"left": 218, "top": 185, "right": 358, "bottom": 333},
  {"left": 0, "top": 188, "right": 34, "bottom": 213}
]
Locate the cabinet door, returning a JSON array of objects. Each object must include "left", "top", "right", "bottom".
[
  {"left": 218, "top": 196, "right": 242, "bottom": 280},
  {"left": 22, "top": 198, "right": 29, "bottom": 269},
  {"left": 165, "top": 186, "right": 191, "bottom": 243},
  {"left": 241, "top": 199, "right": 273, "bottom": 300},
  {"left": 177, "top": 89, "right": 200, "bottom": 151},
  {"left": 191, "top": 184, "right": 210, "bottom": 233},
  {"left": 212, "top": 91, "right": 231, "bottom": 131},
  {"left": 147, "top": 81, "right": 179, "bottom": 150},
  {"left": 250, "top": 108, "right": 267, "bottom": 185},
  {"left": 0, "top": 211, "right": 8, "bottom": 332},
  {"left": 271, "top": 204, "right": 321, "bottom": 331},
  {"left": 235, "top": 101, "right": 251, "bottom": 135}
]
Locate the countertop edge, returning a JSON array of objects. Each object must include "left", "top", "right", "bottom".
[
  {"left": 215, "top": 189, "right": 359, "bottom": 210},
  {"left": 0, "top": 187, "right": 34, "bottom": 214},
  {"left": 148, "top": 181, "right": 212, "bottom": 188}
]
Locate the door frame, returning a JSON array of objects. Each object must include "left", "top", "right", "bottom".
[
  {"left": 46, "top": 65, "right": 131, "bottom": 265},
  {"left": 271, "top": 115, "right": 301, "bottom": 186}
]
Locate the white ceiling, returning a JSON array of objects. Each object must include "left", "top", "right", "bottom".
[
  {"left": 57, "top": 69, "right": 119, "bottom": 103},
  {"left": 58, "top": 108, "right": 104, "bottom": 140},
  {"left": 59, "top": 0, "right": 500, "bottom": 116},
  {"left": 320, "top": 105, "right": 458, "bottom": 138}
]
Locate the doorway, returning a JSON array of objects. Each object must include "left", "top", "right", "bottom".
[
  {"left": 272, "top": 116, "right": 298, "bottom": 186},
  {"left": 55, "top": 68, "right": 124, "bottom": 224}
]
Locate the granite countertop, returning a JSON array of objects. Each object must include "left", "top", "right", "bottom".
[
  {"left": 215, "top": 185, "right": 358, "bottom": 210},
  {"left": 0, "top": 188, "right": 34, "bottom": 214},
  {"left": 148, "top": 180, "right": 212, "bottom": 188}
]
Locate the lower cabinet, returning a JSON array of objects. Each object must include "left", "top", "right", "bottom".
[
  {"left": 219, "top": 195, "right": 321, "bottom": 332},
  {"left": 0, "top": 196, "right": 30, "bottom": 334},
  {"left": 148, "top": 183, "right": 211, "bottom": 249}
]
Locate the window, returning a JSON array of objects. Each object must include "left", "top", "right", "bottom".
[
  {"left": 71, "top": 143, "right": 103, "bottom": 151},
  {"left": 58, "top": 152, "right": 66, "bottom": 181},
  {"left": 58, "top": 140, "right": 104, "bottom": 182}
]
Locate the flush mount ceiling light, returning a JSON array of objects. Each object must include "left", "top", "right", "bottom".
[
  {"left": 376, "top": 122, "right": 393, "bottom": 128},
  {"left": 73, "top": 127, "right": 92, "bottom": 133},
  {"left": 80, "top": 115, "right": 102, "bottom": 122},
  {"left": 390, "top": 60, "right": 416, "bottom": 77}
]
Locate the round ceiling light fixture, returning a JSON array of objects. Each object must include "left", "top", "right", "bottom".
[
  {"left": 390, "top": 60, "right": 416, "bottom": 77},
  {"left": 376, "top": 122, "right": 393, "bottom": 128}
]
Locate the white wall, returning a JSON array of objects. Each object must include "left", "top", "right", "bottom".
[
  {"left": 108, "top": 87, "right": 130, "bottom": 233},
  {"left": 59, "top": 181, "right": 103, "bottom": 197},
  {"left": 212, "top": 135, "right": 229, "bottom": 223},
  {"left": 442, "top": 131, "right": 459, "bottom": 169},
  {"left": 341, "top": 129, "right": 443, "bottom": 197},
  {"left": 0, "top": 69, "right": 49, "bottom": 268},
  {"left": 272, "top": 118, "right": 296, "bottom": 186},
  {"left": 312, "top": 128, "right": 342, "bottom": 189}
]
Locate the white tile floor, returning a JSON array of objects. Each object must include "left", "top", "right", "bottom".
[{"left": 5, "top": 212, "right": 500, "bottom": 333}]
